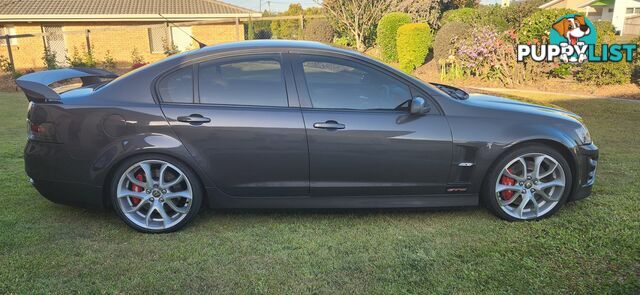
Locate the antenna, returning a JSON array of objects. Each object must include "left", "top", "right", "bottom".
[{"left": 158, "top": 14, "right": 207, "bottom": 49}]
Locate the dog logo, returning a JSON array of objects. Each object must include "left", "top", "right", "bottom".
[
  {"left": 516, "top": 13, "right": 636, "bottom": 63},
  {"left": 552, "top": 15, "right": 591, "bottom": 45},
  {"left": 550, "top": 14, "right": 596, "bottom": 63}
]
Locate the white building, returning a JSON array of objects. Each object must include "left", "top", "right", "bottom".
[{"left": 539, "top": 0, "right": 640, "bottom": 35}]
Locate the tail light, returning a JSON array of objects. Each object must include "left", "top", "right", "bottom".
[{"left": 27, "top": 120, "right": 57, "bottom": 142}]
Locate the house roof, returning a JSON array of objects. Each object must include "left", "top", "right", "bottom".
[
  {"left": 538, "top": 0, "right": 565, "bottom": 9},
  {"left": 0, "top": 0, "right": 260, "bottom": 22},
  {"left": 578, "top": 0, "right": 615, "bottom": 7}
]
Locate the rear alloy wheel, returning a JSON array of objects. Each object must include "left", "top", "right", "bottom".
[
  {"left": 112, "top": 156, "right": 202, "bottom": 233},
  {"left": 484, "top": 145, "right": 572, "bottom": 221}
]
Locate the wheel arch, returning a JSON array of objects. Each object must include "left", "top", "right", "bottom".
[{"left": 480, "top": 138, "right": 578, "bottom": 204}]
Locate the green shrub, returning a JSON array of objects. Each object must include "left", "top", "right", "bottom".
[
  {"left": 303, "top": 18, "right": 335, "bottom": 43},
  {"left": 518, "top": 8, "right": 577, "bottom": 43},
  {"left": 271, "top": 4, "right": 304, "bottom": 39},
  {"left": 0, "top": 55, "right": 13, "bottom": 73},
  {"left": 254, "top": 29, "right": 272, "bottom": 39},
  {"left": 501, "top": 0, "right": 546, "bottom": 28},
  {"left": 333, "top": 36, "right": 354, "bottom": 48},
  {"left": 247, "top": 20, "right": 273, "bottom": 39},
  {"left": 395, "top": 0, "right": 443, "bottom": 29},
  {"left": 162, "top": 38, "right": 179, "bottom": 56},
  {"left": 593, "top": 20, "right": 616, "bottom": 46},
  {"left": 576, "top": 62, "right": 631, "bottom": 85},
  {"left": 549, "top": 63, "right": 572, "bottom": 78},
  {"left": 377, "top": 12, "right": 412, "bottom": 62},
  {"left": 101, "top": 50, "right": 116, "bottom": 70},
  {"left": 440, "top": 6, "right": 509, "bottom": 30},
  {"left": 66, "top": 46, "right": 96, "bottom": 68},
  {"left": 433, "top": 21, "right": 470, "bottom": 61},
  {"left": 574, "top": 21, "right": 633, "bottom": 85},
  {"left": 42, "top": 48, "right": 58, "bottom": 70},
  {"left": 441, "top": 8, "right": 477, "bottom": 25},
  {"left": 396, "top": 23, "right": 433, "bottom": 73},
  {"left": 632, "top": 36, "right": 640, "bottom": 67},
  {"left": 130, "top": 47, "right": 147, "bottom": 70}
]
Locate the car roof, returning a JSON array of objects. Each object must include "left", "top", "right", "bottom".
[
  {"left": 181, "top": 40, "right": 359, "bottom": 59},
  {"left": 202, "top": 40, "right": 335, "bottom": 51}
]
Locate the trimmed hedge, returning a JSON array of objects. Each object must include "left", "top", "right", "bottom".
[
  {"left": 397, "top": 23, "right": 433, "bottom": 73},
  {"left": 433, "top": 21, "right": 470, "bottom": 61},
  {"left": 304, "top": 18, "right": 335, "bottom": 43},
  {"left": 440, "top": 8, "right": 477, "bottom": 25},
  {"left": 575, "top": 20, "right": 630, "bottom": 85},
  {"left": 593, "top": 20, "right": 616, "bottom": 45},
  {"left": 377, "top": 12, "right": 412, "bottom": 62},
  {"left": 440, "top": 7, "right": 507, "bottom": 30},
  {"left": 576, "top": 62, "right": 631, "bottom": 85}
]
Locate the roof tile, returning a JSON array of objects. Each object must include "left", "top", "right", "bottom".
[{"left": 0, "top": 0, "right": 255, "bottom": 15}]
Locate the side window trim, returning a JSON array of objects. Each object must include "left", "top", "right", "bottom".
[
  {"left": 292, "top": 53, "right": 415, "bottom": 112},
  {"left": 192, "top": 64, "right": 199, "bottom": 103}
]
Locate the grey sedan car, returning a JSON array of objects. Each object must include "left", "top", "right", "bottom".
[{"left": 17, "top": 40, "right": 598, "bottom": 233}]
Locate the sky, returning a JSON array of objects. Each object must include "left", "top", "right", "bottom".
[{"left": 223, "top": 0, "right": 500, "bottom": 13}]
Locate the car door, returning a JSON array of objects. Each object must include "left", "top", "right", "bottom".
[
  {"left": 158, "top": 53, "right": 309, "bottom": 197},
  {"left": 291, "top": 53, "right": 452, "bottom": 197}
]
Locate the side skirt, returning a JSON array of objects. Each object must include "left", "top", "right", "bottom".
[{"left": 206, "top": 187, "right": 478, "bottom": 209}]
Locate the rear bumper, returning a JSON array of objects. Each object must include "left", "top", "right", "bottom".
[
  {"left": 570, "top": 143, "right": 598, "bottom": 201},
  {"left": 29, "top": 178, "right": 104, "bottom": 209},
  {"left": 25, "top": 140, "right": 105, "bottom": 209}
]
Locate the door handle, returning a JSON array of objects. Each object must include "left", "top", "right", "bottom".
[
  {"left": 313, "top": 120, "right": 345, "bottom": 130},
  {"left": 177, "top": 114, "right": 211, "bottom": 124}
]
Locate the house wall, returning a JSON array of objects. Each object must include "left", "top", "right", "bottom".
[
  {"left": 547, "top": 0, "right": 598, "bottom": 14},
  {"left": 0, "top": 21, "right": 244, "bottom": 70},
  {"left": 624, "top": 16, "right": 640, "bottom": 35},
  {"left": 612, "top": 0, "right": 640, "bottom": 33},
  {"left": 0, "top": 24, "right": 47, "bottom": 69}
]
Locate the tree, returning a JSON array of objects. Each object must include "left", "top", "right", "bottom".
[
  {"left": 395, "top": 0, "right": 445, "bottom": 29},
  {"left": 318, "top": 0, "right": 397, "bottom": 51},
  {"left": 271, "top": 4, "right": 304, "bottom": 39}
]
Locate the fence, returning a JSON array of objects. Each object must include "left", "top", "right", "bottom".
[{"left": 0, "top": 15, "right": 326, "bottom": 73}]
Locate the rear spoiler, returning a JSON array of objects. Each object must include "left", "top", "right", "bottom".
[{"left": 16, "top": 68, "right": 118, "bottom": 102}]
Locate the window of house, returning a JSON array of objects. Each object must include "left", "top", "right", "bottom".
[
  {"left": 0, "top": 26, "right": 18, "bottom": 45},
  {"left": 148, "top": 26, "right": 168, "bottom": 54},
  {"left": 627, "top": 7, "right": 640, "bottom": 14},
  {"left": 301, "top": 56, "right": 411, "bottom": 110},
  {"left": 157, "top": 66, "right": 194, "bottom": 103},
  {"left": 198, "top": 55, "right": 288, "bottom": 107}
]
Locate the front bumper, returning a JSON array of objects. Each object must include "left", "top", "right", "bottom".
[{"left": 570, "top": 143, "right": 598, "bottom": 201}]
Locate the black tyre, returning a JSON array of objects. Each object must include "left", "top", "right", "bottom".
[
  {"left": 110, "top": 154, "right": 203, "bottom": 233},
  {"left": 482, "top": 144, "right": 573, "bottom": 221}
]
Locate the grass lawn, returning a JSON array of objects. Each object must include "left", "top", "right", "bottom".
[{"left": 0, "top": 90, "right": 638, "bottom": 294}]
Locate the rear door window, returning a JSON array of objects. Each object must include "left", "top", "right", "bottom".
[{"left": 198, "top": 55, "right": 288, "bottom": 107}]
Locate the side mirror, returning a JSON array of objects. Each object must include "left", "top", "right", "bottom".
[{"left": 410, "top": 97, "right": 430, "bottom": 115}]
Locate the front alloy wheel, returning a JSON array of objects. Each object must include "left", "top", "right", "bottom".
[
  {"left": 484, "top": 145, "right": 572, "bottom": 221},
  {"left": 112, "top": 156, "right": 202, "bottom": 233}
]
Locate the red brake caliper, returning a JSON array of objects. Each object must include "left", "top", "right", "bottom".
[
  {"left": 500, "top": 168, "right": 516, "bottom": 201},
  {"left": 130, "top": 172, "right": 144, "bottom": 205}
]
